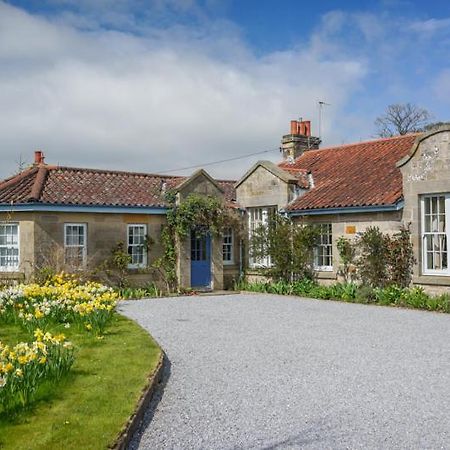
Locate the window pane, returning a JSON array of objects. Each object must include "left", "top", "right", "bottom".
[
  {"left": 314, "top": 224, "right": 332, "bottom": 268},
  {"left": 422, "top": 196, "right": 448, "bottom": 272},
  {"left": 0, "top": 224, "right": 19, "bottom": 269},
  {"left": 128, "top": 225, "right": 147, "bottom": 267},
  {"left": 424, "top": 215, "right": 431, "bottom": 233},
  {"left": 439, "top": 197, "right": 445, "bottom": 215},
  {"left": 64, "top": 224, "right": 86, "bottom": 267},
  {"left": 425, "top": 197, "right": 431, "bottom": 215},
  {"left": 223, "top": 228, "right": 233, "bottom": 262}
]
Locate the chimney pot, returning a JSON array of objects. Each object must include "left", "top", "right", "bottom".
[
  {"left": 34, "top": 150, "right": 45, "bottom": 165},
  {"left": 303, "top": 120, "right": 311, "bottom": 137},
  {"left": 282, "top": 118, "right": 321, "bottom": 162}
]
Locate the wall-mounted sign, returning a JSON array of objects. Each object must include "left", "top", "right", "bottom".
[{"left": 346, "top": 225, "right": 356, "bottom": 234}]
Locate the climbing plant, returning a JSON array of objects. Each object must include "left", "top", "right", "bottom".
[{"left": 153, "top": 192, "right": 242, "bottom": 292}]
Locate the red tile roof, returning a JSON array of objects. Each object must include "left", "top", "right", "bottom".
[
  {"left": 280, "top": 133, "right": 420, "bottom": 211},
  {"left": 0, "top": 167, "right": 40, "bottom": 204},
  {"left": 0, "top": 166, "right": 236, "bottom": 208}
]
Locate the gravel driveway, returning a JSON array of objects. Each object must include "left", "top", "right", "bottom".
[{"left": 119, "top": 294, "right": 450, "bottom": 450}]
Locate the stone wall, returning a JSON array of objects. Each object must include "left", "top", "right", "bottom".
[
  {"left": 0, "top": 212, "right": 165, "bottom": 285},
  {"left": 296, "top": 211, "right": 403, "bottom": 283},
  {"left": 400, "top": 127, "right": 450, "bottom": 292},
  {"left": 236, "top": 165, "right": 290, "bottom": 209},
  {"left": 0, "top": 211, "right": 35, "bottom": 282}
]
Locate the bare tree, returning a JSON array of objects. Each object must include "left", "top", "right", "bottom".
[{"left": 375, "top": 103, "right": 431, "bottom": 137}]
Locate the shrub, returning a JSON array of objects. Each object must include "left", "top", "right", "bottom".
[
  {"left": 249, "top": 214, "right": 318, "bottom": 282},
  {"left": 336, "top": 237, "right": 357, "bottom": 283},
  {"left": 355, "top": 225, "right": 415, "bottom": 289},
  {"left": 356, "top": 227, "right": 390, "bottom": 288},
  {"left": 386, "top": 225, "right": 416, "bottom": 288}
]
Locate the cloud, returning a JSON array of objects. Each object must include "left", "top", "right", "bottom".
[
  {"left": 408, "top": 17, "right": 450, "bottom": 35},
  {"left": 0, "top": 1, "right": 368, "bottom": 180}
]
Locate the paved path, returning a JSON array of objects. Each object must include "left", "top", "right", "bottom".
[{"left": 119, "top": 294, "right": 450, "bottom": 450}]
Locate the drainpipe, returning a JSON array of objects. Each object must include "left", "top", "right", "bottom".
[{"left": 238, "top": 208, "right": 245, "bottom": 282}]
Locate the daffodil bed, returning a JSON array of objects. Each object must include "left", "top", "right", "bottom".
[{"left": 0, "top": 274, "right": 161, "bottom": 449}]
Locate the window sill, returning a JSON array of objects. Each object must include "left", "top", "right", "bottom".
[
  {"left": 314, "top": 266, "right": 333, "bottom": 272},
  {"left": 315, "top": 271, "right": 336, "bottom": 280},
  {"left": 127, "top": 266, "right": 148, "bottom": 271},
  {"left": 413, "top": 274, "right": 450, "bottom": 286}
]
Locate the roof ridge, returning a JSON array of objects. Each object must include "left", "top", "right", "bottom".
[
  {"left": 28, "top": 166, "right": 48, "bottom": 202},
  {"left": 49, "top": 166, "right": 236, "bottom": 183},
  {"left": 49, "top": 165, "right": 186, "bottom": 179},
  {"left": 0, "top": 167, "right": 38, "bottom": 192},
  {"left": 296, "top": 132, "right": 421, "bottom": 155}
]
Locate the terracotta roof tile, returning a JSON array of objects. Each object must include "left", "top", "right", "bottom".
[
  {"left": 0, "top": 167, "right": 39, "bottom": 204},
  {"left": 0, "top": 166, "right": 236, "bottom": 208},
  {"left": 280, "top": 133, "right": 420, "bottom": 211}
]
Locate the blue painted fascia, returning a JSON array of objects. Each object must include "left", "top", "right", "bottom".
[
  {"left": 0, "top": 203, "right": 168, "bottom": 215},
  {"left": 286, "top": 201, "right": 404, "bottom": 217}
]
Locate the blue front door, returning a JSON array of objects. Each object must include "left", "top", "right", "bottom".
[{"left": 190, "top": 231, "right": 211, "bottom": 288}]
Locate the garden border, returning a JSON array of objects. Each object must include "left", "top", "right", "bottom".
[{"left": 110, "top": 347, "right": 165, "bottom": 450}]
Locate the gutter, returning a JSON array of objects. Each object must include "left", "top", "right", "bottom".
[
  {"left": 0, "top": 203, "right": 168, "bottom": 215},
  {"left": 286, "top": 201, "right": 404, "bottom": 217}
]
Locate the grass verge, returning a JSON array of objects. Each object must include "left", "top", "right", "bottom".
[{"left": 0, "top": 314, "right": 161, "bottom": 450}]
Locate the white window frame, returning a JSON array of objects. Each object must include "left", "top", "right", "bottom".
[
  {"left": 64, "top": 223, "right": 87, "bottom": 268},
  {"left": 0, "top": 222, "right": 20, "bottom": 272},
  {"left": 248, "top": 206, "right": 276, "bottom": 268},
  {"left": 314, "top": 223, "right": 333, "bottom": 271},
  {"left": 223, "top": 228, "right": 234, "bottom": 265},
  {"left": 127, "top": 224, "right": 148, "bottom": 269},
  {"left": 421, "top": 194, "right": 450, "bottom": 276}
]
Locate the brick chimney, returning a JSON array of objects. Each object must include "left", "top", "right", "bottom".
[
  {"left": 34, "top": 150, "right": 45, "bottom": 165},
  {"left": 281, "top": 119, "right": 321, "bottom": 163}
]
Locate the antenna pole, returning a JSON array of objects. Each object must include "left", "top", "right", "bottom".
[{"left": 318, "top": 100, "right": 331, "bottom": 140}]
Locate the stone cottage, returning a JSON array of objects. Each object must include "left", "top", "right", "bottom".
[
  {"left": 0, "top": 154, "right": 240, "bottom": 290},
  {"left": 235, "top": 120, "right": 450, "bottom": 293},
  {"left": 1, "top": 120, "right": 450, "bottom": 293}
]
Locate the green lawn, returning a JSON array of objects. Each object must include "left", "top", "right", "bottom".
[{"left": 0, "top": 314, "right": 161, "bottom": 450}]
